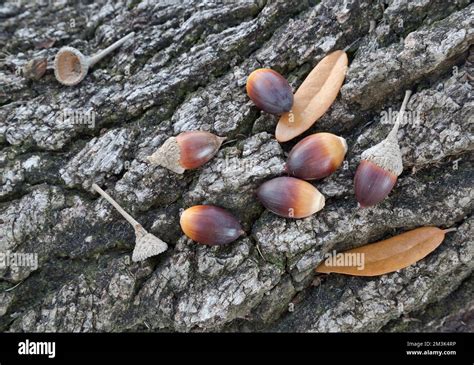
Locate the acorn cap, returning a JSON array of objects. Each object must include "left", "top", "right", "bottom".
[
  {"left": 147, "top": 136, "right": 184, "bottom": 173},
  {"left": 360, "top": 131, "right": 403, "bottom": 176},
  {"left": 359, "top": 90, "right": 412, "bottom": 177},
  {"left": 132, "top": 228, "right": 168, "bottom": 262},
  {"left": 54, "top": 47, "right": 89, "bottom": 86}
]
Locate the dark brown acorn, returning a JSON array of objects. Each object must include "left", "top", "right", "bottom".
[
  {"left": 285, "top": 132, "right": 347, "bottom": 180},
  {"left": 147, "top": 131, "right": 226, "bottom": 174},
  {"left": 246, "top": 68, "right": 293, "bottom": 115},
  {"left": 180, "top": 205, "right": 244, "bottom": 245},
  {"left": 354, "top": 90, "right": 412, "bottom": 208},
  {"left": 256, "top": 176, "right": 325, "bottom": 218},
  {"left": 354, "top": 160, "right": 398, "bottom": 208}
]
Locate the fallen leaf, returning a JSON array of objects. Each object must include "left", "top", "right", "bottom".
[
  {"left": 315, "top": 227, "right": 454, "bottom": 276},
  {"left": 276, "top": 50, "right": 348, "bottom": 142}
]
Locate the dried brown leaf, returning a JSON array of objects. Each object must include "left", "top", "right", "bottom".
[
  {"left": 276, "top": 50, "right": 348, "bottom": 142},
  {"left": 315, "top": 227, "right": 452, "bottom": 276}
]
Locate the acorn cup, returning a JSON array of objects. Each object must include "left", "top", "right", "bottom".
[
  {"left": 91, "top": 183, "right": 168, "bottom": 262},
  {"left": 354, "top": 90, "right": 412, "bottom": 208},
  {"left": 180, "top": 205, "right": 244, "bottom": 246},
  {"left": 246, "top": 68, "right": 293, "bottom": 115},
  {"left": 147, "top": 131, "right": 226, "bottom": 174},
  {"left": 285, "top": 132, "right": 347, "bottom": 180},
  {"left": 256, "top": 176, "right": 325, "bottom": 218},
  {"left": 54, "top": 32, "right": 135, "bottom": 86}
]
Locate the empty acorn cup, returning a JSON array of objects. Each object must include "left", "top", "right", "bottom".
[
  {"left": 92, "top": 183, "right": 167, "bottom": 261},
  {"left": 180, "top": 205, "right": 244, "bottom": 245},
  {"left": 54, "top": 32, "right": 135, "bottom": 86},
  {"left": 147, "top": 131, "right": 226, "bottom": 174},
  {"left": 246, "top": 68, "right": 293, "bottom": 115}
]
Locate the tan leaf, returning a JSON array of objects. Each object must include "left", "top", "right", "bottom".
[
  {"left": 315, "top": 227, "right": 454, "bottom": 276},
  {"left": 276, "top": 50, "right": 348, "bottom": 142}
]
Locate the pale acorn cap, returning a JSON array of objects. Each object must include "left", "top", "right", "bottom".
[
  {"left": 360, "top": 133, "right": 403, "bottom": 176},
  {"left": 360, "top": 90, "right": 412, "bottom": 177},
  {"left": 91, "top": 183, "right": 168, "bottom": 262},
  {"left": 147, "top": 137, "right": 185, "bottom": 174},
  {"left": 132, "top": 226, "right": 168, "bottom": 262}
]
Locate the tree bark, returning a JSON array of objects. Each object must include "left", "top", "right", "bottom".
[{"left": 0, "top": 0, "right": 472, "bottom": 332}]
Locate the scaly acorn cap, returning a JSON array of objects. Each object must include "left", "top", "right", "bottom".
[
  {"left": 360, "top": 90, "right": 412, "bottom": 177},
  {"left": 147, "top": 136, "right": 184, "bottom": 174},
  {"left": 132, "top": 225, "right": 168, "bottom": 262}
]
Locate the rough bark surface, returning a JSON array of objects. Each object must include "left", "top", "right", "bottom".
[{"left": 0, "top": 0, "right": 472, "bottom": 332}]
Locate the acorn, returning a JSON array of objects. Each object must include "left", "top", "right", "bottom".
[
  {"left": 246, "top": 68, "right": 293, "bottom": 115},
  {"left": 285, "top": 132, "right": 347, "bottom": 180},
  {"left": 180, "top": 205, "right": 244, "bottom": 245},
  {"left": 354, "top": 90, "right": 412, "bottom": 208},
  {"left": 147, "top": 131, "right": 226, "bottom": 174},
  {"left": 256, "top": 176, "right": 325, "bottom": 218},
  {"left": 23, "top": 58, "right": 47, "bottom": 80}
]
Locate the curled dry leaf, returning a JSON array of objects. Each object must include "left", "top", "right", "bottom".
[
  {"left": 315, "top": 227, "right": 454, "bottom": 276},
  {"left": 276, "top": 50, "right": 348, "bottom": 142}
]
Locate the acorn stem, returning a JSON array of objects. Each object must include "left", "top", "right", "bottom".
[
  {"left": 91, "top": 183, "right": 141, "bottom": 228},
  {"left": 443, "top": 227, "right": 457, "bottom": 233},
  {"left": 89, "top": 32, "right": 135, "bottom": 67},
  {"left": 387, "top": 90, "right": 412, "bottom": 141}
]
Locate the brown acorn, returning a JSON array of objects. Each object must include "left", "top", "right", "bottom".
[
  {"left": 180, "top": 205, "right": 244, "bottom": 245},
  {"left": 285, "top": 132, "right": 347, "bottom": 180},
  {"left": 23, "top": 58, "right": 47, "bottom": 80},
  {"left": 354, "top": 90, "right": 412, "bottom": 207},
  {"left": 256, "top": 176, "right": 325, "bottom": 218},
  {"left": 246, "top": 68, "right": 293, "bottom": 115},
  {"left": 147, "top": 131, "right": 226, "bottom": 174}
]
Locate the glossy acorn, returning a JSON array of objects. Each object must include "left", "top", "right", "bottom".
[
  {"left": 147, "top": 131, "right": 226, "bottom": 174},
  {"left": 285, "top": 133, "right": 347, "bottom": 180},
  {"left": 256, "top": 176, "right": 325, "bottom": 218},
  {"left": 246, "top": 68, "right": 293, "bottom": 115},
  {"left": 354, "top": 160, "right": 398, "bottom": 208},
  {"left": 180, "top": 205, "right": 244, "bottom": 245},
  {"left": 354, "top": 90, "right": 412, "bottom": 208}
]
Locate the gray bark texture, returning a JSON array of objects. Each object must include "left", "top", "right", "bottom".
[{"left": 0, "top": 0, "right": 473, "bottom": 332}]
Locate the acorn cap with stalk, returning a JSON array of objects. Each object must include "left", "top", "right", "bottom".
[
  {"left": 91, "top": 183, "right": 167, "bottom": 261},
  {"left": 354, "top": 90, "right": 412, "bottom": 208},
  {"left": 54, "top": 32, "right": 135, "bottom": 86}
]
